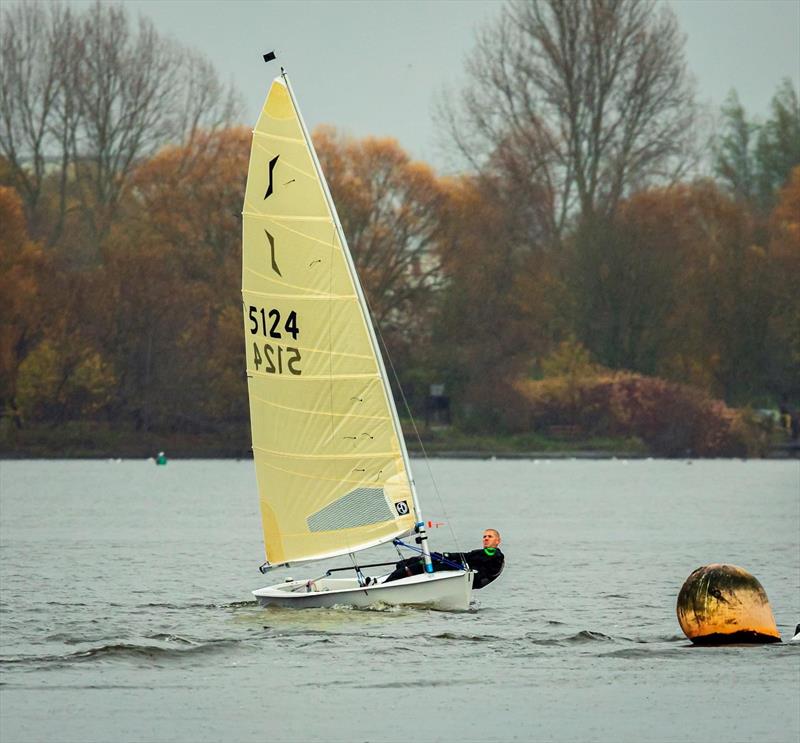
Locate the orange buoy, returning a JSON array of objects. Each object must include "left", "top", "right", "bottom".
[{"left": 676, "top": 564, "right": 781, "bottom": 644}]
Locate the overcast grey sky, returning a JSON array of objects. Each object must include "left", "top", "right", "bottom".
[{"left": 71, "top": 0, "right": 799, "bottom": 170}]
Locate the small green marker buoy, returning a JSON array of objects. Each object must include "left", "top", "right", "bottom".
[{"left": 156, "top": 451, "right": 168, "bottom": 466}]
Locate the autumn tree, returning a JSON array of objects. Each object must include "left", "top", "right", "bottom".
[
  {"left": 642, "top": 182, "right": 774, "bottom": 404},
  {"left": 0, "top": 188, "right": 117, "bottom": 430},
  {"left": 428, "top": 173, "right": 557, "bottom": 430},
  {"left": 14, "top": 268, "right": 116, "bottom": 425},
  {"left": 439, "top": 0, "right": 697, "bottom": 239},
  {"left": 765, "top": 166, "right": 800, "bottom": 400},
  {"left": 315, "top": 128, "right": 445, "bottom": 325},
  {"left": 0, "top": 186, "right": 46, "bottom": 428},
  {"left": 0, "top": 1, "right": 240, "bottom": 246},
  {"left": 313, "top": 127, "right": 448, "bottom": 401},
  {"left": 83, "top": 127, "right": 252, "bottom": 432}
]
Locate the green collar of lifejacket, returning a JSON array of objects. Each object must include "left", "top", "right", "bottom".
[{"left": 484, "top": 547, "right": 497, "bottom": 557}]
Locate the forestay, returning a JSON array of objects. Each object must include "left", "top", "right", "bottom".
[{"left": 242, "top": 76, "right": 417, "bottom": 567}]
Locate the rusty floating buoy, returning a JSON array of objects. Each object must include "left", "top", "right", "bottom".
[{"left": 676, "top": 564, "right": 781, "bottom": 645}]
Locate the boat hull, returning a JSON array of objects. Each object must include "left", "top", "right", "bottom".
[{"left": 253, "top": 569, "right": 474, "bottom": 611}]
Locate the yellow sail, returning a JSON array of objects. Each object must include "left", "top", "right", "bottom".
[{"left": 242, "top": 76, "right": 417, "bottom": 566}]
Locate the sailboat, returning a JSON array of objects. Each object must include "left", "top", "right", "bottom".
[{"left": 242, "top": 69, "right": 473, "bottom": 611}]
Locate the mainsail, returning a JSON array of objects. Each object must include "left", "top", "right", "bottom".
[{"left": 242, "top": 75, "right": 418, "bottom": 566}]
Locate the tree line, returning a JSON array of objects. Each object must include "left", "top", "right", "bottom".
[{"left": 1, "top": 0, "right": 798, "bottom": 454}]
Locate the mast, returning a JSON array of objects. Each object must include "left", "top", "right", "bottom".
[{"left": 281, "top": 69, "right": 434, "bottom": 573}]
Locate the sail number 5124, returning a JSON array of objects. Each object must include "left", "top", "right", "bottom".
[
  {"left": 248, "top": 306, "right": 299, "bottom": 339},
  {"left": 248, "top": 305, "right": 302, "bottom": 376}
]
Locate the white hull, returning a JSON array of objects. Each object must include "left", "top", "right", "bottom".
[{"left": 253, "top": 569, "right": 474, "bottom": 611}]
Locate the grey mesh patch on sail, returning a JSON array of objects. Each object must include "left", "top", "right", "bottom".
[{"left": 307, "top": 488, "right": 393, "bottom": 532}]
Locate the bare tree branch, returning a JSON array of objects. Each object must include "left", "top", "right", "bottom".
[
  {"left": 437, "top": 0, "right": 698, "bottom": 240},
  {"left": 1, "top": 1, "right": 241, "bottom": 249}
]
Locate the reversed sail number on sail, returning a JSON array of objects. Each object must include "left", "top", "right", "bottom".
[
  {"left": 253, "top": 343, "right": 301, "bottom": 375},
  {"left": 248, "top": 305, "right": 302, "bottom": 375}
]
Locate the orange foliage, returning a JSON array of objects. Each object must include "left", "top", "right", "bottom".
[
  {"left": 128, "top": 127, "right": 250, "bottom": 274},
  {"left": 609, "top": 181, "right": 776, "bottom": 402},
  {"left": 313, "top": 126, "right": 444, "bottom": 327},
  {"left": 766, "top": 165, "right": 800, "bottom": 374},
  {"left": 2, "top": 111, "right": 794, "bottom": 442},
  {"left": 772, "top": 165, "right": 800, "bottom": 235},
  {"left": 431, "top": 173, "right": 556, "bottom": 429},
  {"left": 0, "top": 187, "right": 46, "bottom": 420},
  {"left": 84, "top": 128, "right": 253, "bottom": 430}
]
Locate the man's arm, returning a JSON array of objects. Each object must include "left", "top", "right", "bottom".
[{"left": 437, "top": 551, "right": 470, "bottom": 569}]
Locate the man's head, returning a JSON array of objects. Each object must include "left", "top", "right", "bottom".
[{"left": 482, "top": 529, "right": 501, "bottom": 549}]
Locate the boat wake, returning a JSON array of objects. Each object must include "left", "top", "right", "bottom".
[
  {"left": 430, "top": 631, "right": 504, "bottom": 643},
  {"left": 0, "top": 637, "right": 244, "bottom": 668},
  {"left": 525, "top": 629, "right": 626, "bottom": 645}
]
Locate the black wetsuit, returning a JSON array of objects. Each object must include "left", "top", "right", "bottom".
[{"left": 383, "top": 547, "right": 505, "bottom": 589}]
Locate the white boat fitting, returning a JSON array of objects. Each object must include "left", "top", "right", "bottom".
[{"left": 253, "top": 569, "right": 474, "bottom": 611}]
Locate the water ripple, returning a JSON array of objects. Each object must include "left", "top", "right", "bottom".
[{"left": 0, "top": 637, "right": 246, "bottom": 668}]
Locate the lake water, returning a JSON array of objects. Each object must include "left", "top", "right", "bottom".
[{"left": 1, "top": 458, "right": 798, "bottom": 743}]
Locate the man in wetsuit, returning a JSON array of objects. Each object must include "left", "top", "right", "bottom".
[{"left": 382, "top": 528, "right": 505, "bottom": 589}]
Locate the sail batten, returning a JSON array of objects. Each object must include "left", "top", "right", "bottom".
[
  {"left": 243, "top": 74, "right": 417, "bottom": 566},
  {"left": 241, "top": 274, "right": 335, "bottom": 297},
  {"left": 249, "top": 395, "right": 391, "bottom": 421},
  {"left": 242, "top": 212, "right": 335, "bottom": 223},
  {"left": 242, "top": 213, "right": 346, "bottom": 248},
  {"left": 254, "top": 446, "right": 403, "bottom": 460},
  {"left": 246, "top": 345, "right": 374, "bottom": 362},
  {"left": 247, "top": 371, "right": 380, "bottom": 381},
  {"left": 243, "top": 288, "right": 357, "bottom": 301},
  {"left": 260, "top": 466, "right": 396, "bottom": 489},
  {"left": 253, "top": 131, "right": 305, "bottom": 144}
]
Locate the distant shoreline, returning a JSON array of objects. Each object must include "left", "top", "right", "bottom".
[
  {"left": 2, "top": 421, "right": 797, "bottom": 460},
  {"left": 1, "top": 446, "right": 796, "bottom": 460}
]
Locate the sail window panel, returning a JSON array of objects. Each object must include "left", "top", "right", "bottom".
[
  {"left": 254, "top": 453, "right": 414, "bottom": 565},
  {"left": 306, "top": 487, "right": 393, "bottom": 532},
  {"left": 241, "top": 216, "right": 352, "bottom": 298}
]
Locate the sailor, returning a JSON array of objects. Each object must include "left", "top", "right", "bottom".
[{"left": 381, "top": 528, "right": 505, "bottom": 589}]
